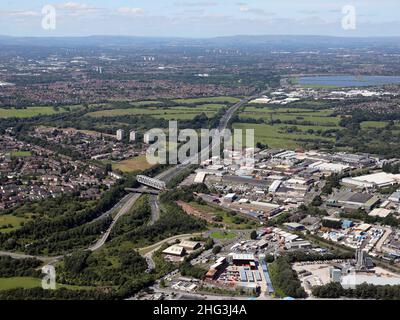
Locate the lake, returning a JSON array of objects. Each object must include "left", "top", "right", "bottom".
[{"left": 298, "top": 75, "right": 400, "bottom": 87}]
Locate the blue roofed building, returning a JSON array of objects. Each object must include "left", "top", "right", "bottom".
[{"left": 342, "top": 219, "right": 353, "bottom": 229}]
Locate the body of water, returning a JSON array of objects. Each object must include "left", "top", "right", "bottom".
[{"left": 298, "top": 75, "right": 400, "bottom": 87}]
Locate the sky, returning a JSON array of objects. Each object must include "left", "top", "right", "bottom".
[{"left": 0, "top": 0, "right": 399, "bottom": 37}]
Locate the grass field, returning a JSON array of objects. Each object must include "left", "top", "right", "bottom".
[
  {"left": 131, "top": 100, "right": 162, "bottom": 106},
  {"left": 210, "top": 231, "right": 237, "bottom": 239},
  {"left": 0, "top": 277, "right": 42, "bottom": 290},
  {"left": 234, "top": 105, "right": 342, "bottom": 148},
  {"left": 360, "top": 121, "right": 388, "bottom": 129},
  {"left": 0, "top": 277, "right": 93, "bottom": 291},
  {"left": 0, "top": 106, "right": 81, "bottom": 118},
  {"left": 239, "top": 106, "right": 340, "bottom": 126},
  {"left": 0, "top": 215, "right": 29, "bottom": 233},
  {"left": 111, "top": 155, "right": 154, "bottom": 173},
  {"left": 236, "top": 104, "right": 400, "bottom": 150},
  {"left": 172, "top": 96, "right": 240, "bottom": 104},
  {"left": 233, "top": 122, "right": 335, "bottom": 149},
  {"left": 189, "top": 202, "right": 256, "bottom": 230},
  {"left": 10, "top": 151, "right": 32, "bottom": 157},
  {"left": 86, "top": 104, "right": 225, "bottom": 120}
]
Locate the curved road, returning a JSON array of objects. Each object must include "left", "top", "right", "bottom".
[
  {"left": 90, "top": 91, "right": 264, "bottom": 251},
  {"left": 0, "top": 91, "right": 265, "bottom": 262},
  {"left": 89, "top": 193, "right": 142, "bottom": 251}
]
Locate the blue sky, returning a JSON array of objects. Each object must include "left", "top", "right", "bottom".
[{"left": 0, "top": 0, "right": 399, "bottom": 37}]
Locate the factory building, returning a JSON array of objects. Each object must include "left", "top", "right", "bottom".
[
  {"left": 327, "top": 192, "right": 380, "bottom": 212},
  {"left": 223, "top": 193, "right": 237, "bottom": 203},
  {"left": 389, "top": 191, "right": 400, "bottom": 203},
  {"left": 268, "top": 180, "right": 282, "bottom": 193},
  {"left": 179, "top": 240, "right": 201, "bottom": 251},
  {"left": 341, "top": 274, "right": 400, "bottom": 289},
  {"left": 342, "top": 172, "right": 400, "bottom": 189},
  {"left": 162, "top": 245, "right": 186, "bottom": 257},
  {"left": 231, "top": 254, "right": 256, "bottom": 269},
  {"left": 308, "top": 161, "right": 350, "bottom": 173}
]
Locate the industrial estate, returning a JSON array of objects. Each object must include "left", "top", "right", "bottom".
[{"left": 1, "top": 4, "right": 400, "bottom": 303}]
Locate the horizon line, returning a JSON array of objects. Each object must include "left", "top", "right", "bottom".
[{"left": 1, "top": 34, "right": 400, "bottom": 40}]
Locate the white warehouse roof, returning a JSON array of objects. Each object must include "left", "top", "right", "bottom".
[{"left": 342, "top": 172, "right": 400, "bottom": 188}]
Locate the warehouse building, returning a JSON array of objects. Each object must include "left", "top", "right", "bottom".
[
  {"left": 179, "top": 240, "right": 201, "bottom": 251},
  {"left": 341, "top": 274, "right": 400, "bottom": 289},
  {"left": 162, "top": 245, "right": 186, "bottom": 257},
  {"left": 342, "top": 172, "right": 400, "bottom": 189},
  {"left": 389, "top": 191, "right": 400, "bottom": 203},
  {"left": 328, "top": 192, "right": 380, "bottom": 212},
  {"left": 368, "top": 208, "right": 392, "bottom": 218},
  {"left": 308, "top": 161, "right": 350, "bottom": 173},
  {"left": 231, "top": 254, "right": 256, "bottom": 269}
]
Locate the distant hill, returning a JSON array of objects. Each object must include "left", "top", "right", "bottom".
[{"left": 0, "top": 34, "right": 399, "bottom": 49}]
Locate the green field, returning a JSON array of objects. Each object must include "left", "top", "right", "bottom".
[
  {"left": 189, "top": 202, "right": 256, "bottom": 230},
  {"left": 233, "top": 122, "right": 335, "bottom": 148},
  {"left": 0, "top": 106, "right": 80, "bottom": 118},
  {"left": 10, "top": 151, "right": 32, "bottom": 157},
  {"left": 240, "top": 106, "right": 340, "bottom": 126},
  {"left": 233, "top": 105, "right": 343, "bottom": 148},
  {"left": 86, "top": 104, "right": 226, "bottom": 120},
  {"left": 0, "top": 277, "right": 92, "bottom": 291},
  {"left": 0, "top": 277, "right": 42, "bottom": 290},
  {"left": 109, "top": 155, "right": 154, "bottom": 173},
  {"left": 0, "top": 215, "right": 29, "bottom": 233},
  {"left": 235, "top": 103, "right": 400, "bottom": 150},
  {"left": 172, "top": 96, "right": 240, "bottom": 104},
  {"left": 360, "top": 121, "right": 388, "bottom": 129},
  {"left": 131, "top": 100, "right": 163, "bottom": 106},
  {"left": 210, "top": 231, "right": 237, "bottom": 239}
]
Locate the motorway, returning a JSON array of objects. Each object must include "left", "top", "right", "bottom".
[
  {"left": 0, "top": 91, "right": 265, "bottom": 263},
  {"left": 149, "top": 194, "right": 160, "bottom": 226},
  {"left": 93, "top": 91, "right": 264, "bottom": 251},
  {"left": 89, "top": 193, "right": 142, "bottom": 251}
]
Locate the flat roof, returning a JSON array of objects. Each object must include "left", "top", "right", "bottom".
[
  {"left": 344, "top": 172, "right": 400, "bottom": 186},
  {"left": 369, "top": 208, "right": 392, "bottom": 218},
  {"left": 162, "top": 245, "right": 185, "bottom": 256},
  {"left": 233, "top": 253, "right": 255, "bottom": 261}
]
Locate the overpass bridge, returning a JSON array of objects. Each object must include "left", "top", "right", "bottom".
[
  {"left": 136, "top": 175, "right": 166, "bottom": 190},
  {"left": 125, "top": 188, "right": 160, "bottom": 195}
]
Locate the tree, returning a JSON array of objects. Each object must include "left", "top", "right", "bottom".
[
  {"left": 250, "top": 230, "right": 258, "bottom": 240},
  {"left": 311, "top": 195, "right": 323, "bottom": 207},
  {"left": 212, "top": 246, "right": 222, "bottom": 255},
  {"left": 159, "top": 279, "right": 166, "bottom": 288},
  {"left": 104, "top": 163, "right": 112, "bottom": 175}
]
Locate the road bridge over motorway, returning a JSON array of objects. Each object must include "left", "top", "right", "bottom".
[
  {"left": 136, "top": 175, "right": 166, "bottom": 190},
  {"left": 125, "top": 188, "right": 160, "bottom": 195},
  {"left": 0, "top": 91, "right": 266, "bottom": 261}
]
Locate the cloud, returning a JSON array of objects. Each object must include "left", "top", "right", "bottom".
[
  {"left": 174, "top": 1, "right": 218, "bottom": 7},
  {"left": 11, "top": 11, "right": 39, "bottom": 17},
  {"left": 57, "top": 2, "right": 95, "bottom": 10},
  {"left": 239, "top": 5, "right": 249, "bottom": 12},
  {"left": 0, "top": 10, "right": 39, "bottom": 17},
  {"left": 56, "top": 2, "right": 102, "bottom": 16},
  {"left": 117, "top": 7, "right": 145, "bottom": 15},
  {"left": 238, "top": 4, "right": 273, "bottom": 17}
]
